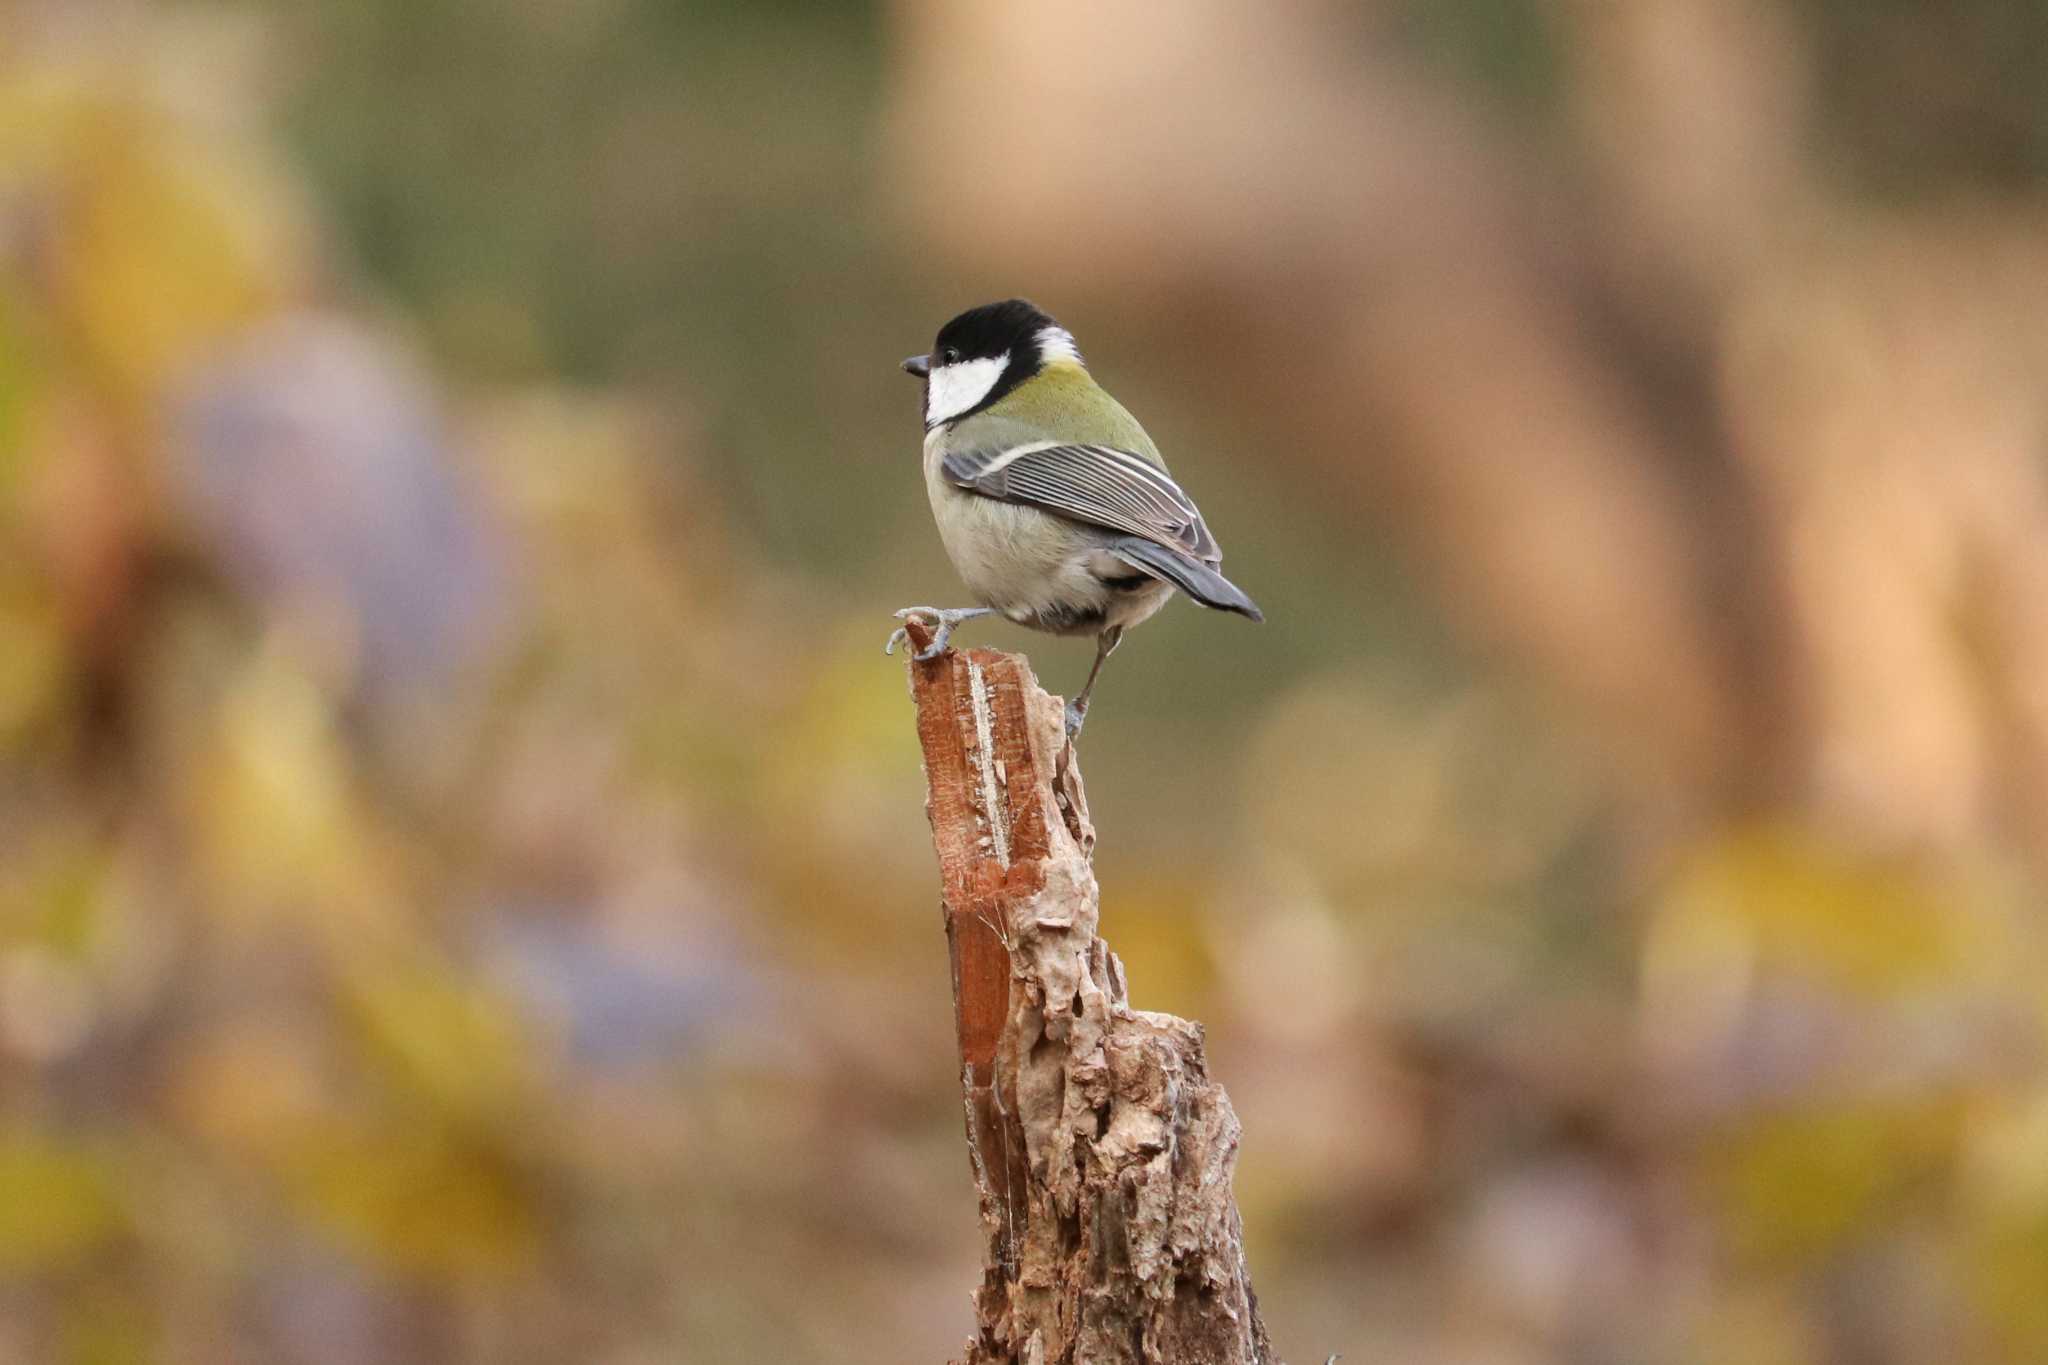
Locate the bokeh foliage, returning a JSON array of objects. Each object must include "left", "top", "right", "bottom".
[{"left": 6, "top": 3, "right": 2048, "bottom": 1363}]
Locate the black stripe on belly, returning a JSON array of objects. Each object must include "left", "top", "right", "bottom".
[
  {"left": 1024, "top": 600, "right": 1111, "bottom": 634},
  {"left": 1018, "top": 571, "right": 1163, "bottom": 635}
]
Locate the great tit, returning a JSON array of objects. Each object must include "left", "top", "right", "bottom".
[{"left": 886, "top": 299, "right": 1262, "bottom": 736}]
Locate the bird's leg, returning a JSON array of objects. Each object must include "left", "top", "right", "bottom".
[
  {"left": 885, "top": 606, "right": 994, "bottom": 662},
  {"left": 1064, "top": 626, "right": 1124, "bottom": 738}
]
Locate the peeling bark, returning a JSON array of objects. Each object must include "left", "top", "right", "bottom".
[{"left": 903, "top": 622, "right": 1276, "bottom": 1365}]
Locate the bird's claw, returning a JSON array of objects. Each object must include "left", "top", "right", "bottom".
[
  {"left": 1063, "top": 701, "right": 1087, "bottom": 739},
  {"left": 883, "top": 606, "right": 986, "bottom": 662},
  {"left": 882, "top": 626, "right": 949, "bottom": 663},
  {"left": 883, "top": 606, "right": 948, "bottom": 662}
]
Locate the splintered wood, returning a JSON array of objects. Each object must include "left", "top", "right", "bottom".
[{"left": 902, "top": 620, "right": 1276, "bottom": 1365}]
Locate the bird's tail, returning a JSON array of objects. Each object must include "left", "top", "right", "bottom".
[{"left": 1111, "top": 538, "right": 1265, "bottom": 623}]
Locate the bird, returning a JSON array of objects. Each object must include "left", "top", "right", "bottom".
[{"left": 886, "top": 299, "right": 1262, "bottom": 737}]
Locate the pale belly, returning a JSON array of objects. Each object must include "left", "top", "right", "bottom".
[{"left": 923, "top": 450, "right": 1172, "bottom": 637}]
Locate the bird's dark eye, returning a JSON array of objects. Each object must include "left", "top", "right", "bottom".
[{"left": 940, "top": 347, "right": 961, "bottom": 365}]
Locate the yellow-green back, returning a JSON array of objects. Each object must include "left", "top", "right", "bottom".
[{"left": 953, "top": 360, "right": 1167, "bottom": 467}]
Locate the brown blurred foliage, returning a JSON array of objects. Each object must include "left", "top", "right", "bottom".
[{"left": 4, "top": 2, "right": 2048, "bottom": 1362}]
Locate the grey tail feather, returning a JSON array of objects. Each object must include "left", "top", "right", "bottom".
[{"left": 1110, "top": 538, "right": 1265, "bottom": 622}]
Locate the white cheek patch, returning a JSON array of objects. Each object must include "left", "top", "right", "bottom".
[{"left": 926, "top": 352, "right": 1009, "bottom": 427}]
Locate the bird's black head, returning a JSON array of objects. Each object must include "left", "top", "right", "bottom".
[
  {"left": 930, "top": 299, "right": 1059, "bottom": 369},
  {"left": 901, "top": 299, "right": 1083, "bottom": 429}
]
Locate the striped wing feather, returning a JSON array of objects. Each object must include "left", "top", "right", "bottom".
[{"left": 940, "top": 444, "right": 1220, "bottom": 562}]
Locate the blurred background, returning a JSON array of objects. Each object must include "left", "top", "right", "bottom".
[{"left": 5, "top": 1, "right": 2048, "bottom": 1361}]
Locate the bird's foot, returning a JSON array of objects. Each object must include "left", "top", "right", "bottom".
[
  {"left": 884, "top": 606, "right": 993, "bottom": 662},
  {"left": 1064, "top": 700, "right": 1088, "bottom": 739}
]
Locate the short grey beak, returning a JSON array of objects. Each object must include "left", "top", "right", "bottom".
[{"left": 901, "top": 354, "right": 930, "bottom": 378}]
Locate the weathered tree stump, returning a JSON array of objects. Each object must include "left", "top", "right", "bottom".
[{"left": 902, "top": 620, "right": 1276, "bottom": 1365}]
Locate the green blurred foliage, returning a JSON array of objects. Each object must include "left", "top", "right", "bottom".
[{"left": 3, "top": 3, "right": 2048, "bottom": 1363}]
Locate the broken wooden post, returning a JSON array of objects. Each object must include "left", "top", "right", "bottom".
[{"left": 902, "top": 619, "right": 1276, "bottom": 1365}]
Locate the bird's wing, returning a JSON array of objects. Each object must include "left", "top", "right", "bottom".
[{"left": 940, "top": 443, "right": 1221, "bottom": 562}]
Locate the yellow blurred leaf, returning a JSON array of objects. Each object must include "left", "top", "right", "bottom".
[
  {"left": 0, "top": 1131, "right": 123, "bottom": 1272},
  {"left": 283, "top": 1125, "right": 537, "bottom": 1278},
  {"left": 0, "top": 283, "right": 33, "bottom": 500},
  {"left": 189, "top": 645, "right": 405, "bottom": 933},
  {"left": 46, "top": 96, "right": 286, "bottom": 408},
  {"left": 1658, "top": 824, "right": 1979, "bottom": 996},
  {"left": 0, "top": 588, "right": 66, "bottom": 747},
  {"left": 1969, "top": 1212, "right": 2048, "bottom": 1363},
  {"left": 344, "top": 968, "right": 532, "bottom": 1123},
  {"left": 1704, "top": 1098, "right": 1961, "bottom": 1264},
  {"left": 20, "top": 838, "right": 110, "bottom": 956}
]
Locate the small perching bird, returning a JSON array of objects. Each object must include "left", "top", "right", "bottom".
[{"left": 887, "top": 299, "right": 1262, "bottom": 736}]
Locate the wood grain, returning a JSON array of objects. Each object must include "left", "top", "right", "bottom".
[{"left": 903, "top": 621, "right": 1275, "bottom": 1365}]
